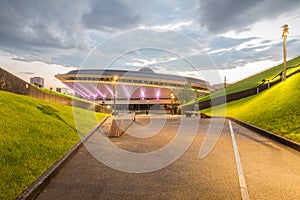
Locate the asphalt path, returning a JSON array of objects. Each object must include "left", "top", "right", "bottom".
[{"left": 36, "top": 115, "right": 300, "bottom": 200}]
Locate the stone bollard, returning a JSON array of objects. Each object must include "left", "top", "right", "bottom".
[{"left": 107, "top": 112, "right": 135, "bottom": 137}]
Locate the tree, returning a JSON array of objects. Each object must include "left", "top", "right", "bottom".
[{"left": 175, "top": 82, "right": 197, "bottom": 104}]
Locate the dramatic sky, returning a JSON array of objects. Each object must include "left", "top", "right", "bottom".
[{"left": 0, "top": 0, "right": 300, "bottom": 87}]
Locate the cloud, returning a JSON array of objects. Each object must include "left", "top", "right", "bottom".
[
  {"left": 20, "top": 71, "right": 35, "bottom": 75},
  {"left": 82, "top": 0, "right": 142, "bottom": 31},
  {"left": 0, "top": 0, "right": 89, "bottom": 52},
  {"left": 0, "top": 0, "right": 202, "bottom": 67},
  {"left": 208, "top": 40, "right": 287, "bottom": 69},
  {"left": 80, "top": 28, "right": 217, "bottom": 73},
  {"left": 198, "top": 0, "right": 300, "bottom": 34},
  {"left": 0, "top": 52, "right": 77, "bottom": 88},
  {"left": 12, "top": 57, "right": 30, "bottom": 62},
  {"left": 208, "top": 36, "right": 257, "bottom": 50},
  {"left": 0, "top": 0, "right": 299, "bottom": 82}
]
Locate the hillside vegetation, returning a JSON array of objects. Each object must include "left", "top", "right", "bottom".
[
  {"left": 200, "top": 56, "right": 300, "bottom": 101},
  {"left": 0, "top": 91, "right": 107, "bottom": 199},
  {"left": 202, "top": 73, "right": 300, "bottom": 143}
]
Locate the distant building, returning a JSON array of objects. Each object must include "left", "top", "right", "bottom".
[
  {"left": 56, "top": 87, "right": 69, "bottom": 94},
  {"left": 30, "top": 77, "right": 44, "bottom": 87}
]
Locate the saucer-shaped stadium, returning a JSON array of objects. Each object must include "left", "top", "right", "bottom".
[{"left": 55, "top": 67, "right": 210, "bottom": 111}]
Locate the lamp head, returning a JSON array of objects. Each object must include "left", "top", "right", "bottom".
[
  {"left": 113, "top": 75, "right": 118, "bottom": 81},
  {"left": 281, "top": 24, "right": 289, "bottom": 37},
  {"left": 112, "top": 75, "right": 119, "bottom": 85}
]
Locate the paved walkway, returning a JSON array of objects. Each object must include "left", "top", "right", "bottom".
[{"left": 36, "top": 116, "right": 300, "bottom": 199}]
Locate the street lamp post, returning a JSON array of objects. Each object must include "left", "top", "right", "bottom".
[
  {"left": 171, "top": 93, "right": 175, "bottom": 115},
  {"left": 146, "top": 100, "right": 149, "bottom": 115},
  {"left": 112, "top": 75, "right": 118, "bottom": 116},
  {"left": 281, "top": 24, "right": 289, "bottom": 80}
]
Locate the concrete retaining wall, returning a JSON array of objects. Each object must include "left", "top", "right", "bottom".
[
  {"left": 199, "top": 69, "right": 300, "bottom": 110},
  {"left": 0, "top": 68, "right": 110, "bottom": 113},
  {"left": 228, "top": 117, "right": 300, "bottom": 152}
]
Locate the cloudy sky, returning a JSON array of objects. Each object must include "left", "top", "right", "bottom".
[{"left": 0, "top": 0, "right": 300, "bottom": 87}]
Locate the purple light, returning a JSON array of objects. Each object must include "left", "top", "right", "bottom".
[
  {"left": 63, "top": 82, "right": 77, "bottom": 93},
  {"left": 77, "top": 83, "right": 96, "bottom": 97},
  {"left": 76, "top": 91, "right": 88, "bottom": 98},
  {"left": 121, "top": 84, "right": 132, "bottom": 99},
  {"left": 140, "top": 88, "right": 145, "bottom": 100},
  {"left": 104, "top": 84, "right": 114, "bottom": 96},
  {"left": 141, "top": 90, "right": 145, "bottom": 97},
  {"left": 72, "top": 87, "right": 89, "bottom": 98},
  {"left": 156, "top": 90, "right": 160, "bottom": 100},
  {"left": 92, "top": 85, "right": 105, "bottom": 98}
]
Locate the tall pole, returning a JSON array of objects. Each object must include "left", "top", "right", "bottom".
[
  {"left": 283, "top": 35, "right": 287, "bottom": 80},
  {"left": 147, "top": 100, "right": 149, "bottom": 115},
  {"left": 112, "top": 75, "right": 118, "bottom": 116},
  {"left": 171, "top": 93, "right": 175, "bottom": 115},
  {"left": 281, "top": 24, "right": 289, "bottom": 80},
  {"left": 171, "top": 98, "right": 173, "bottom": 115},
  {"left": 113, "top": 83, "right": 116, "bottom": 116}
]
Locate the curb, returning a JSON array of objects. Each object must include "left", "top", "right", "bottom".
[
  {"left": 16, "top": 116, "right": 109, "bottom": 200},
  {"left": 227, "top": 117, "right": 300, "bottom": 152}
]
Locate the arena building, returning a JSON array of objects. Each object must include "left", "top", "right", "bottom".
[{"left": 55, "top": 67, "right": 210, "bottom": 111}]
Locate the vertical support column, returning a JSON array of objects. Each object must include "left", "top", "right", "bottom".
[{"left": 282, "top": 35, "right": 287, "bottom": 80}]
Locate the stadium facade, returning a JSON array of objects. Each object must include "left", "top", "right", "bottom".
[{"left": 55, "top": 67, "right": 210, "bottom": 111}]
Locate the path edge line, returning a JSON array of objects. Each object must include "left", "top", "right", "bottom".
[
  {"left": 229, "top": 120, "right": 250, "bottom": 200},
  {"left": 208, "top": 116, "right": 300, "bottom": 152}
]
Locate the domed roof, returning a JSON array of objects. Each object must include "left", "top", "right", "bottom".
[{"left": 138, "top": 67, "right": 155, "bottom": 73}]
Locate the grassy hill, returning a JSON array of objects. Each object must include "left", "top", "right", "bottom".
[
  {"left": 200, "top": 56, "right": 300, "bottom": 102},
  {"left": 0, "top": 91, "right": 107, "bottom": 199},
  {"left": 201, "top": 72, "right": 300, "bottom": 143}
]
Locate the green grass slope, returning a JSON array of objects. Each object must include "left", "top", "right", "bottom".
[
  {"left": 200, "top": 56, "right": 300, "bottom": 102},
  {"left": 0, "top": 91, "right": 107, "bottom": 199},
  {"left": 202, "top": 73, "right": 300, "bottom": 143}
]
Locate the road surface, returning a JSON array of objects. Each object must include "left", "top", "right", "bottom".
[{"left": 36, "top": 116, "right": 300, "bottom": 199}]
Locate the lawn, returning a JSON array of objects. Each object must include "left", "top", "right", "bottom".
[
  {"left": 199, "top": 56, "right": 300, "bottom": 102},
  {"left": 0, "top": 91, "right": 107, "bottom": 199},
  {"left": 201, "top": 73, "right": 300, "bottom": 143}
]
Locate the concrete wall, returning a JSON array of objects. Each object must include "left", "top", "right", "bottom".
[
  {"left": 199, "top": 69, "right": 300, "bottom": 110},
  {"left": 0, "top": 68, "right": 110, "bottom": 113},
  {"left": 0, "top": 68, "right": 31, "bottom": 95}
]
